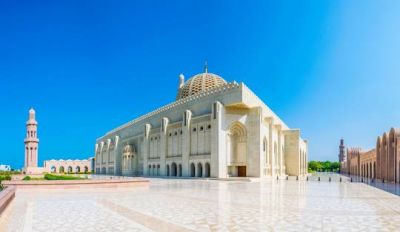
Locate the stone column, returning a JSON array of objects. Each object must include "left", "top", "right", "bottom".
[
  {"left": 247, "top": 107, "right": 263, "bottom": 177},
  {"left": 114, "top": 136, "right": 120, "bottom": 175},
  {"left": 265, "top": 117, "right": 274, "bottom": 176},
  {"left": 181, "top": 110, "right": 192, "bottom": 176},
  {"left": 143, "top": 123, "right": 151, "bottom": 176},
  {"left": 160, "top": 117, "right": 169, "bottom": 175},
  {"left": 100, "top": 141, "right": 105, "bottom": 173},
  {"left": 275, "top": 124, "right": 283, "bottom": 176},
  {"left": 211, "top": 101, "right": 226, "bottom": 178},
  {"left": 106, "top": 139, "right": 111, "bottom": 174},
  {"left": 94, "top": 143, "right": 99, "bottom": 173}
]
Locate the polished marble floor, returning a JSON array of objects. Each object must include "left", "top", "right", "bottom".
[{"left": 1, "top": 178, "right": 400, "bottom": 231}]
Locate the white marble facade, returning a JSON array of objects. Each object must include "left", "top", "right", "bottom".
[{"left": 95, "top": 69, "right": 308, "bottom": 178}]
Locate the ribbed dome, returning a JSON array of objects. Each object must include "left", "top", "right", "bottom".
[{"left": 176, "top": 72, "right": 227, "bottom": 100}]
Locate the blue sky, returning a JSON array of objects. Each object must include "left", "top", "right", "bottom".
[{"left": 1, "top": 1, "right": 400, "bottom": 169}]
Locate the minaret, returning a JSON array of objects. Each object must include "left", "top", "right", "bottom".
[
  {"left": 24, "top": 108, "right": 39, "bottom": 169},
  {"left": 339, "top": 138, "right": 345, "bottom": 162}
]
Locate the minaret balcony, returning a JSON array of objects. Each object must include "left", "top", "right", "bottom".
[{"left": 24, "top": 138, "right": 39, "bottom": 143}]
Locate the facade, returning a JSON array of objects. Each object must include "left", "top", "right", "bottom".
[
  {"left": 376, "top": 128, "right": 400, "bottom": 182},
  {"left": 345, "top": 148, "right": 376, "bottom": 178},
  {"left": 0, "top": 165, "right": 11, "bottom": 172},
  {"left": 44, "top": 158, "right": 93, "bottom": 174},
  {"left": 95, "top": 68, "right": 308, "bottom": 178},
  {"left": 342, "top": 127, "right": 400, "bottom": 183}
]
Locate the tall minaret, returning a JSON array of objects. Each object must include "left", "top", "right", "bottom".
[
  {"left": 24, "top": 108, "right": 39, "bottom": 169},
  {"left": 338, "top": 138, "right": 345, "bottom": 162}
]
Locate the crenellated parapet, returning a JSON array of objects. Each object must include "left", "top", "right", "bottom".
[{"left": 98, "top": 82, "right": 240, "bottom": 140}]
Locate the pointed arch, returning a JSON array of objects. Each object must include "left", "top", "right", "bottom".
[{"left": 228, "top": 122, "right": 247, "bottom": 164}]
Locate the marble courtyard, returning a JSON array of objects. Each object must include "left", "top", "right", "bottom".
[{"left": 1, "top": 178, "right": 400, "bottom": 231}]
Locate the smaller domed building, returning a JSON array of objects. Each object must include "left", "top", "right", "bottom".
[{"left": 95, "top": 67, "right": 308, "bottom": 178}]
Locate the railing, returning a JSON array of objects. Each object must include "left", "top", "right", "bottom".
[{"left": 289, "top": 172, "right": 351, "bottom": 182}]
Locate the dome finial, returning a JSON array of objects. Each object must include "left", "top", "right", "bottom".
[
  {"left": 204, "top": 61, "right": 208, "bottom": 73},
  {"left": 179, "top": 74, "right": 185, "bottom": 88},
  {"left": 28, "top": 107, "right": 36, "bottom": 120}
]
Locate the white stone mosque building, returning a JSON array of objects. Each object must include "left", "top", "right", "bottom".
[{"left": 95, "top": 66, "right": 308, "bottom": 178}]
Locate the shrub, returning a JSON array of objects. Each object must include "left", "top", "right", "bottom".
[
  {"left": 0, "top": 175, "right": 11, "bottom": 181},
  {"left": 22, "top": 176, "right": 31, "bottom": 181},
  {"left": 44, "top": 174, "right": 84, "bottom": 180}
]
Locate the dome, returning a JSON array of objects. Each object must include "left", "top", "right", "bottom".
[{"left": 176, "top": 72, "right": 227, "bottom": 100}]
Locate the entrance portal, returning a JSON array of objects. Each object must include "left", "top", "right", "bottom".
[{"left": 238, "top": 166, "right": 246, "bottom": 177}]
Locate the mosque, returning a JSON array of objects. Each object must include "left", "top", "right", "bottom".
[{"left": 95, "top": 66, "right": 308, "bottom": 178}]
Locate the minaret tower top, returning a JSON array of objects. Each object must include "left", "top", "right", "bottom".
[
  {"left": 339, "top": 138, "right": 345, "bottom": 162},
  {"left": 28, "top": 108, "right": 37, "bottom": 123}
]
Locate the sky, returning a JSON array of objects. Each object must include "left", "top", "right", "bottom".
[{"left": 1, "top": 1, "right": 400, "bottom": 169}]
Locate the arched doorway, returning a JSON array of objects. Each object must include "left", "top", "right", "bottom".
[
  {"left": 166, "top": 165, "right": 170, "bottom": 176},
  {"left": 84, "top": 166, "right": 88, "bottom": 173},
  {"left": 59, "top": 166, "right": 65, "bottom": 173},
  {"left": 76, "top": 166, "right": 81, "bottom": 173},
  {"left": 171, "top": 163, "right": 177, "bottom": 176},
  {"left": 190, "top": 163, "right": 195, "bottom": 177},
  {"left": 51, "top": 166, "right": 56, "bottom": 173},
  {"left": 197, "top": 163, "right": 203, "bottom": 177},
  {"left": 227, "top": 122, "right": 247, "bottom": 177},
  {"left": 178, "top": 164, "right": 182, "bottom": 177},
  {"left": 122, "top": 144, "right": 136, "bottom": 176},
  {"left": 205, "top": 163, "right": 210, "bottom": 177},
  {"left": 67, "top": 166, "right": 73, "bottom": 173}
]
